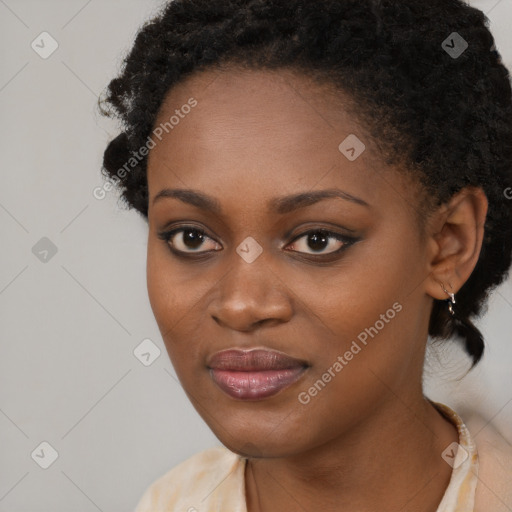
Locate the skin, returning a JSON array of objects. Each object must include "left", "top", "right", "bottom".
[{"left": 145, "top": 66, "right": 488, "bottom": 512}]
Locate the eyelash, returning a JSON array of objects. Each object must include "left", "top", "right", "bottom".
[{"left": 157, "top": 225, "right": 358, "bottom": 260}]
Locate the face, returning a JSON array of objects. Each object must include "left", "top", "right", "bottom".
[{"left": 146, "top": 67, "right": 434, "bottom": 458}]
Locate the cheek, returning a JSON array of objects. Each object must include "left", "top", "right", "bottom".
[
  {"left": 146, "top": 245, "right": 176, "bottom": 329},
  {"left": 300, "top": 229, "right": 423, "bottom": 375},
  {"left": 300, "top": 247, "right": 404, "bottom": 334},
  {"left": 146, "top": 241, "right": 214, "bottom": 375},
  {"left": 146, "top": 238, "right": 201, "bottom": 325},
  {"left": 146, "top": 243, "right": 192, "bottom": 354}
]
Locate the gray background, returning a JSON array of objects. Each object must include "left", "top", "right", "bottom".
[{"left": 0, "top": 1, "right": 511, "bottom": 511}]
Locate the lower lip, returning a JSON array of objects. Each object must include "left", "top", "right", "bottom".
[{"left": 209, "top": 367, "right": 307, "bottom": 400}]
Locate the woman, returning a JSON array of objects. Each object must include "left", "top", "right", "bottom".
[{"left": 99, "top": 0, "right": 512, "bottom": 510}]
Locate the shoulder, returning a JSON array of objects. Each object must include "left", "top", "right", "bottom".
[
  {"left": 462, "top": 411, "right": 512, "bottom": 511},
  {"left": 133, "top": 445, "right": 247, "bottom": 512}
]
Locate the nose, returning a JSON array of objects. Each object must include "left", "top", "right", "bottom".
[{"left": 209, "top": 250, "right": 294, "bottom": 332}]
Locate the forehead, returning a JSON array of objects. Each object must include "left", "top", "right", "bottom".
[
  {"left": 151, "top": 66, "right": 363, "bottom": 150},
  {"left": 146, "top": 66, "right": 417, "bottom": 213}
]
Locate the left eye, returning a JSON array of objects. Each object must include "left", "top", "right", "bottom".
[{"left": 286, "top": 230, "right": 350, "bottom": 255}]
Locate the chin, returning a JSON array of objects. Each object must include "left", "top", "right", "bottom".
[{"left": 212, "top": 426, "right": 307, "bottom": 459}]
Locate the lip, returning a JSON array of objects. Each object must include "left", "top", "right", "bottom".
[{"left": 207, "top": 348, "right": 309, "bottom": 400}]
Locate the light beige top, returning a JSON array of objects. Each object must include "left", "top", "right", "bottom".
[{"left": 134, "top": 402, "right": 512, "bottom": 511}]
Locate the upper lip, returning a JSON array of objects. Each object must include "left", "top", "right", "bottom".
[{"left": 207, "top": 348, "right": 309, "bottom": 371}]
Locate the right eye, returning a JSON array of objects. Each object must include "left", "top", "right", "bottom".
[{"left": 158, "top": 226, "right": 222, "bottom": 255}]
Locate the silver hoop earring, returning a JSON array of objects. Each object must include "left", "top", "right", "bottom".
[{"left": 440, "top": 283, "right": 456, "bottom": 316}]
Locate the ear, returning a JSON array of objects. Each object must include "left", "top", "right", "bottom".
[{"left": 424, "top": 186, "right": 488, "bottom": 300}]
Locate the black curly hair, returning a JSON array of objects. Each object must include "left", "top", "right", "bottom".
[{"left": 98, "top": 0, "right": 512, "bottom": 367}]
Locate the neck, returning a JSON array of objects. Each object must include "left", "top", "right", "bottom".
[{"left": 245, "top": 395, "right": 459, "bottom": 512}]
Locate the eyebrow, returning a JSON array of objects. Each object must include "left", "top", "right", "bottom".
[{"left": 152, "top": 188, "right": 370, "bottom": 214}]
